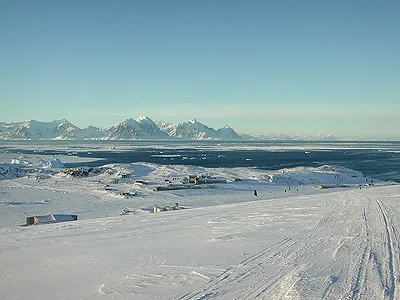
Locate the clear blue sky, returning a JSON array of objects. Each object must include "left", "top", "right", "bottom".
[{"left": 1, "top": 0, "right": 399, "bottom": 139}]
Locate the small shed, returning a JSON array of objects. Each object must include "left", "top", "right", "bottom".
[{"left": 26, "top": 214, "right": 78, "bottom": 226}]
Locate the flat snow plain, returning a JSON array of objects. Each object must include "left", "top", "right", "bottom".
[{"left": 0, "top": 150, "right": 399, "bottom": 299}]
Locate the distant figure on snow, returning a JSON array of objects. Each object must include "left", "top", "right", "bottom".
[{"left": 253, "top": 190, "right": 258, "bottom": 197}]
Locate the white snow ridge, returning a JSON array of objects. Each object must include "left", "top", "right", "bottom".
[{"left": 0, "top": 150, "right": 399, "bottom": 299}]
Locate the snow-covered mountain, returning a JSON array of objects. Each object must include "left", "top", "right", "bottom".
[
  {"left": 167, "top": 119, "right": 217, "bottom": 140},
  {"left": 104, "top": 116, "right": 170, "bottom": 140},
  {"left": 244, "top": 133, "right": 341, "bottom": 141},
  {"left": 0, "top": 119, "right": 80, "bottom": 140},
  {"left": 216, "top": 125, "right": 243, "bottom": 140},
  {"left": 155, "top": 119, "right": 243, "bottom": 140}
]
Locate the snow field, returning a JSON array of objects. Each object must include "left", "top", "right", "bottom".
[{"left": 0, "top": 153, "right": 399, "bottom": 299}]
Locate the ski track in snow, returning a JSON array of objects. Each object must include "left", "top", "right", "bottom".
[{"left": 179, "top": 188, "right": 400, "bottom": 300}]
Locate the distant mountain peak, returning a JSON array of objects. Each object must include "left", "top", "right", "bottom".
[
  {"left": 56, "top": 118, "right": 69, "bottom": 123},
  {"left": 137, "top": 115, "right": 151, "bottom": 122},
  {"left": 122, "top": 118, "right": 139, "bottom": 126},
  {"left": 184, "top": 118, "right": 198, "bottom": 125}
]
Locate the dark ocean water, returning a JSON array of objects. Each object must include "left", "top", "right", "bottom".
[{"left": 1, "top": 140, "right": 399, "bottom": 182}]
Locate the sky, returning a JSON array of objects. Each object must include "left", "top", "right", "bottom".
[{"left": 1, "top": 0, "right": 399, "bottom": 139}]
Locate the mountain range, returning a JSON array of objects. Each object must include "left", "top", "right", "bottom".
[
  {"left": 0, "top": 116, "right": 340, "bottom": 141},
  {"left": 0, "top": 117, "right": 244, "bottom": 141}
]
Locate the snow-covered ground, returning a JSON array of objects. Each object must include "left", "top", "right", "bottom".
[{"left": 0, "top": 152, "right": 399, "bottom": 299}]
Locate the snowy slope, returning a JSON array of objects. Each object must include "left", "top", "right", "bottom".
[
  {"left": 154, "top": 120, "right": 176, "bottom": 135},
  {"left": 181, "top": 186, "right": 400, "bottom": 300},
  {"left": 0, "top": 172, "right": 398, "bottom": 299},
  {"left": 79, "top": 125, "right": 104, "bottom": 139}
]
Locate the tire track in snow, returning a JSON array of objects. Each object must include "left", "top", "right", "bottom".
[
  {"left": 349, "top": 193, "right": 400, "bottom": 300},
  {"left": 348, "top": 204, "right": 372, "bottom": 300},
  {"left": 178, "top": 237, "right": 294, "bottom": 300},
  {"left": 179, "top": 189, "right": 400, "bottom": 300},
  {"left": 374, "top": 197, "right": 399, "bottom": 300},
  {"left": 179, "top": 198, "right": 345, "bottom": 300},
  {"left": 350, "top": 245, "right": 370, "bottom": 300}
]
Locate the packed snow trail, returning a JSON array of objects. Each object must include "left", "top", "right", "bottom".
[{"left": 179, "top": 187, "right": 400, "bottom": 300}]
